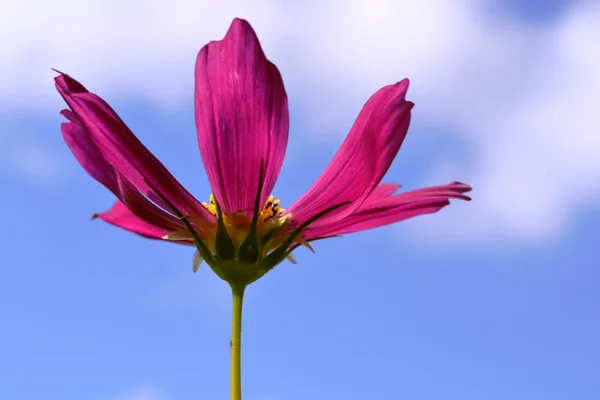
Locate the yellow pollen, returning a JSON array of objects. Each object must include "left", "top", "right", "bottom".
[
  {"left": 201, "top": 194, "right": 218, "bottom": 215},
  {"left": 202, "top": 194, "right": 285, "bottom": 222}
]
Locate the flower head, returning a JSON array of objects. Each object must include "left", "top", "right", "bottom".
[{"left": 56, "top": 18, "right": 471, "bottom": 286}]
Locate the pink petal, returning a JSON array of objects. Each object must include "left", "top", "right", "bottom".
[
  {"left": 60, "top": 108, "right": 185, "bottom": 233},
  {"left": 55, "top": 73, "right": 214, "bottom": 223},
  {"left": 114, "top": 174, "right": 184, "bottom": 233},
  {"left": 286, "top": 80, "right": 413, "bottom": 228},
  {"left": 194, "top": 18, "right": 289, "bottom": 215},
  {"left": 94, "top": 201, "right": 191, "bottom": 244},
  {"left": 365, "top": 182, "right": 402, "bottom": 200},
  {"left": 304, "top": 182, "right": 472, "bottom": 238},
  {"left": 61, "top": 109, "right": 119, "bottom": 196}
]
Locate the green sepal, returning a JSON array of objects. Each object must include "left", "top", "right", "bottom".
[
  {"left": 213, "top": 195, "right": 236, "bottom": 261},
  {"left": 260, "top": 202, "right": 350, "bottom": 271},
  {"left": 282, "top": 236, "right": 342, "bottom": 262},
  {"left": 286, "top": 235, "right": 342, "bottom": 254},
  {"left": 238, "top": 160, "right": 264, "bottom": 264}
]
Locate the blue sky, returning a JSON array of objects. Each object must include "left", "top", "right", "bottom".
[{"left": 1, "top": 0, "right": 599, "bottom": 399}]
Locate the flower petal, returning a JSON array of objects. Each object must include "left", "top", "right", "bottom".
[
  {"left": 94, "top": 201, "right": 173, "bottom": 240},
  {"left": 114, "top": 174, "right": 185, "bottom": 233},
  {"left": 60, "top": 109, "right": 119, "bottom": 197},
  {"left": 194, "top": 18, "right": 289, "bottom": 215},
  {"left": 366, "top": 182, "right": 402, "bottom": 200},
  {"left": 304, "top": 182, "right": 472, "bottom": 238},
  {"left": 286, "top": 80, "right": 413, "bottom": 228},
  {"left": 55, "top": 73, "right": 214, "bottom": 223},
  {"left": 60, "top": 107, "right": 186, "bottom": 233}
]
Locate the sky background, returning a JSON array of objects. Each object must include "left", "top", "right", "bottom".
[{"left": 1, "top": 0, "right": 599, "bottom": 399}]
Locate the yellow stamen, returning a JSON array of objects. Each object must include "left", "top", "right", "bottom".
[
  {"left": 201, "top": 194, "right": 217, "bottom": 215},
  {"left": 260, "top": 195, "right": 285, "bottom": 222},
  {"left": 202, "top": 194, "right": 286, "bottom": 224}
]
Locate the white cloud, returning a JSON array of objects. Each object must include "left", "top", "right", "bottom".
[
  {"left": 401, "top": 1, "right": 600, "bottom": 243},
  {"left": 0, "top": 0, "right": 290, "bottom": 111},
  {"left": 109, "top": 388, "right": 165, "bottom": 400},
  {"left": 2, "top": 0, "right": 599, "bottom": 243}
]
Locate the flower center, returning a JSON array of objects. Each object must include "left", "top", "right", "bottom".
[
  {"left": 161, "top": 192, "right": 295, "bottom": 265},
  {"left": 198, "top": 193, "right": 290, "bottom": 256},
  {"left": 201, "top": 194, "right": 285, "bottom": 222}
]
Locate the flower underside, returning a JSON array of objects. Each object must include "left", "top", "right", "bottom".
[
  {"left": 201, "top": 193, "right": 298, "bottom": 256},
  {"left": 164, "top": 193, "right": 291, "bottom": 252},
  {"left": 156, "top": 183, "right": 347, "bottom": 285}
]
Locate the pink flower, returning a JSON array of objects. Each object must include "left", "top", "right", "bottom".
[{"left": 56, "top": 18, "right": 471, "bottom": 284}]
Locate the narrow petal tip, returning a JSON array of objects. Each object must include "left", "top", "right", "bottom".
[
  {"left": 446, "top": 182, "right": 473, "bottom": 199},
  {"left": 54, "top": 72, "right": 87, "bottom": 94},
  {"left": 229, "top": 17, "right": 252, "bottom": 31},
  {"left": 453, "top": 182, "right": 473, "bottom": 193},
  {"left": 396, "top": 78, "right": 410, "bottom": 91}
]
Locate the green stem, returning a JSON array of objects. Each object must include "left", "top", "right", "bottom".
[{"left": 230, "top": 283, "right": 246, "bottom": 400}]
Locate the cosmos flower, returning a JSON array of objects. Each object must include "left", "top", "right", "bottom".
[
  {"left": 56, "top": 19, "right": 470, "bottom": 282},
  {"left": 55, "top": 18, "right": 471, "bottom": 400},
  {"left": 56, "top": 19, "right": 471, "bottom": 400}
]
